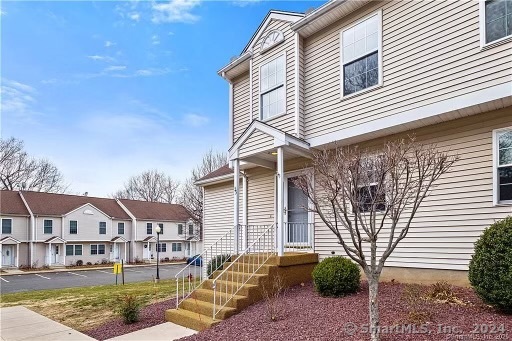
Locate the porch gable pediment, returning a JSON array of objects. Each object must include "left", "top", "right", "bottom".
[
  {"left": 0, "top": 236, "right": 21, "bottom": 244},
  {"left": 228, "top": 120, "right": 310, "bottom": 161}
]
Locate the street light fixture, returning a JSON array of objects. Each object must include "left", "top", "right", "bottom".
[{"left": 155, "top": 225, "right": 162, "bottom": 282}]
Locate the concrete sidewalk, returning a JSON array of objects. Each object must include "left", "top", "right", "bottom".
[
  {"left": 105, "top": 322, "right": 196, "bottom": 341},
  {"left": 0, "top": 262, "right": 186, "bottom": 276},
  {"left": 0, "top": 306, "right": 94, "bottom": 341}
]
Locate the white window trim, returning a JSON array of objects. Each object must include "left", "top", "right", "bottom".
[
  {"left": 66, "top": 244, "right": 82, "bottom": 256},
  {"left": 178, "top": 223, "right": 184, "bottom": 235},
  {"left": 172, "top": 242, "right": 182, "bottom": 252},
  {"left": 1, "top": 218, "right": 12, "bottom": 234},
  {"left": 479, "top": 0, "right": 512, "bottom": 49},
  {"left": 492, "top": 126, "right": 512, "bottom": 206},
  {"left": 146, "top": 222, "right": 153, "bottom": 235},
  {"left": 339, "top": 9, "right": 383, "bottom": 99},
  {"left": 43, "top": 219, "right": 53, "bottom": 234},
  {"left": 259, "top": 52, "right": 287, "bottom": 122},
  {"left": 157, "top": 242, "right": 167, "bottom": 252},
  {"left": 69, "top": 220, "right": 78, "bottom": 234},
  {"left": 118, "top": 222, "right": 125, "bottom": 235},
  {"left": 90, "top": 244, "right": 106, "bottom": 255},
  {"left": 99, "top": 221, "right": 107, "bottom": 235},
  {"left": 260, "top": 30, "right": 285, "bottom": 54}
]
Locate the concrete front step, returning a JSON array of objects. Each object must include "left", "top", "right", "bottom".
[
  {"left": 221, "top": 262, "right": 274, "bottom": 274},
  {"left": 190, "top": 289, "right": 251, "bottom": 310},
  {"left": 165, "top": 308, "right": 220, "bottom": 331},
  {"left": 211, "top": 270, "right": 267, "bottom": 285},
  {"left": 202, "top": 279, "right": 260, "bottom": 297},
  {"left": 180, "top": 298, "right": 238, "bottom": 320}
]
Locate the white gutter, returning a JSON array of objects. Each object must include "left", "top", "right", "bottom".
[
  {"left": 218, "top": 51, "right": 252, "bottom": 78},
  {"left": 18, "top": 191, "right": 35, "bottom": 266},
  {"left": 291, "top": 0, "right": 347, "bottom": 32},
  {"left": 195, "top": 173, "right": 234, "bottom": 187}
]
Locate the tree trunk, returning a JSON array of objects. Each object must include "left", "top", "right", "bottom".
[{"left": 368, "top": 275, "right": 380, "bottom": 341}]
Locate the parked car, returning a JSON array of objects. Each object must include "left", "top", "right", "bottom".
[{"left": 186, "top": 255, "right": 202, "bottom": 266}]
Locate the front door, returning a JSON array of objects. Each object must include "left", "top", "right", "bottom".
[
  {"left": 52, "top": 245, "right": 60, "bottom": 264},
  {"left": 114, "top": 244, "right": 120, "bottom": 260},
  {"left": 284, "top": 175, "right": 311, "bottom": 248},
  {"left": 2, "top": 245, "right": 14, "bottom": 266}
]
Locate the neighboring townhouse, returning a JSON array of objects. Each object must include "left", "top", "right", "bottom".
[
  {"left": 0, "top": 191, "right": 30, "bottom": 267},
  {"left": 117, "top": 199, "right": 201, "bottom": 262},
  {"left": 0, "top": 190, "right": 199, "bottom": 267},
  {"left": 197, "top": 0, "right": 512, "bottom": 285}
]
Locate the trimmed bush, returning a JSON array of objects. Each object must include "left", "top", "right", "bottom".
[
  {"left": 312, "top": 256, "right": 360, "bottom": 297},
  {"left": 116, "top": 295, "right": 142, "bottom": 324},
  {"left": 207, "top": 254, "right": 231, "bottom": 277},
  {"left": 469, "top": 216, "right": 512, "bottom": 313},
  {"left": 75, "top": 260, "right": 83, "bottom": 266}
]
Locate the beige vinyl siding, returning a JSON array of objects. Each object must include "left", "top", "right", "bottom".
[
  {"left": 251, "top": 19, "right": 297, "bottom": 135},
  {"left": 203, "top": 182, "right": 234, "bottom": 252},
  {"left": 0, "top": 216, "right": 29, "bottom": 241},
  {"left": 239, "top": 130, "right": 274, "bottom": 158},
  {"left": 303, "top": 0, "right": 512, "bottom": 140},
  {"left": 63, "top": 205, "right": 112, "bottom": 241},
  {"left": 313, "top": 108, "right": 512, "bottom": 270},
  {"left": 34, "top": 216, "right": 62, "bottom": 241},
  {"left": 232, "top": 73, "right": 251, "bottom": 142},
  {"left": 245, "top": 167, "right": 275, "bottom": 226}
]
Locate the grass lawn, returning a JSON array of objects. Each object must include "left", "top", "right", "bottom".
[{"left": 0, "top": 279, "right": 178, "bottom": 332}]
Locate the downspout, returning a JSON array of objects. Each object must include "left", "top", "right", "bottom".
[{"left": 18, "top": 191, "right": 35, "bottom": 267}]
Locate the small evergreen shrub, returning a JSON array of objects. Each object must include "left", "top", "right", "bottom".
[
  {"left": 312, "top": 256, "right": 360, "bottom": 297},
  {"left": 75, "top": 260, "right": 83, "bottom": 266},
  {"left": 207, "top": 254, "right": 231, "bottom": 277},
  {"left": 469, "top": 216, "right": 512, "bottom": 313},
  {"left": 117, "top": 295, "right": 142, "bottom": 324}
]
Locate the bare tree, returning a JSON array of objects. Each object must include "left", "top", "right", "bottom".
[
  {"left": 294, "top": 137, "right": 458, "bottom": 341},
  {"left": 113, "top": 169, "right": 180, "bottom": 203},
  {"left": 180, "top": 149, "right": 227, "bottom": 225},
  {"left": 0, "top": 137, "right": 66, "bottom": 193}
]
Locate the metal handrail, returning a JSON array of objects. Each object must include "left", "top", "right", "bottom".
[
  {"left": 212, "top": 224, "right": 275, "bottom": 319},
  {"left": 175, "top": 225, "right": 240, "bottom": 309},
  {"left": 284, "top": 222, "right": 314, "bottom": 252}
]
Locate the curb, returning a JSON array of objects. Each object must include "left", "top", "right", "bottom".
[{"left": 0, "top": 262, "right": 187, "bottom": 276}]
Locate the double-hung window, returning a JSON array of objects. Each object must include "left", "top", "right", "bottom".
[
  {"left": 356, "top": 157, "right": 386, "bottom": 212},
  {"left": 91, "top": 244, "right": 105, "bottom": 255},
  {"left": 43, "top": 220, "right": 53, "bottom": 234},
  {"left": 157, "top": 243, "right": 167, "bottom": 252},
  {"left": 188, "top": 224, "right": 194, "bottom": 235},
  {"left": 158, "top": 223, "right": 164, "bottom": 234},
  {"left": 341, "top": 11, "right": 382, "bottom": 96},
  {"left": 66, "top": 244, "right": 82, "bottom": 256},
  {"left": 172, "top": 242, "right": 182, "bottom": 252},
  {"left": 118, "top": 222, "right": 125, "bottom": 234},
  {"left": 481, "top": 0, "right": 512, "bottom": 45},
  {"left": 178, "top": 224, "right": 183, "bottom": 235},
  {"left": 1, "top": 219, "right": 12, "bottom": 234},
  {"left": 147, "top": 223, "right": 153, "bottom": 234},
  {"left": 99, "top": 222, "right": 107, "bottom": 234},
  {"left": 494, "top": 128, "right": 512, "bottom": 204},
  {"left": 260, "top": 55, "right": 286, "bottom": 120},
  {"left": 69, "top": 220, "right": 78, "bottom": 234}
]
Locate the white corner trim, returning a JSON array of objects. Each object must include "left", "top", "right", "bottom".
[
  {"left": 309, "top": 82, "right": 512, "bottom": 148},
  {"left": 229, "top": 82, "right": 234, "bottom": 145},
  {"left": 294, "top": 32, "right": 300, "bottom": 137},
  {"left": 249, "top": 58, "right": 253, "bottom": 125}
]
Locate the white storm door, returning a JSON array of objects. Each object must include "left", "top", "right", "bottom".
[
  {"left": 2, "top": 246, "right": 14, "bottom": 266},
  {"left": 284, "top": 175, "right": 310, "bottom": 246}
]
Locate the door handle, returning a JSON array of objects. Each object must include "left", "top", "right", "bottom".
[{"left": 284, "top": 207, "right": 287, "bottom": 214}]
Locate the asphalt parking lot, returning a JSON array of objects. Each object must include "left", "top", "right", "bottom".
[{"left": 0, "top": 264, "right": 188, "bottom": 294}]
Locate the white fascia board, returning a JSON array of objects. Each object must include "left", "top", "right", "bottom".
[
  {"left": 291, "top": 0, "right": 346, "bottom": 32},
  {"left": 308, "top": 82, "right": 512, "bottom": 148},
  {"left": 194, "top": 174, "right": 234, "bottom": 187},
  {"left": 218, "top": 52, "right": 252, "bottom": 78}
]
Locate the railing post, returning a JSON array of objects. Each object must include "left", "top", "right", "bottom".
[
  {"left": 276, "top": 147, "right": 284, "bottom": 256},
  {"left": 233, "top": 159, "right": 240, "bottom": 255}
]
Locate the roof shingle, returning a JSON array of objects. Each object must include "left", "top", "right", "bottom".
[
  {"left": 119, "top": 199, "right": 192, "bottom": 221},
  {"left": 0, "top": 191, "right": 30, "bottom": 216},
  {"left": 196, "top": 164, "right": 233, "bottom": 183}
]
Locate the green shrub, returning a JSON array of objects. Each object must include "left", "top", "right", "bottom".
[
  {"left": 469, "top": 216, "right": 512, "bottom": 313},
  {"left": 207, "top": 254, "right": 231, "bottom": 277},
  {"left": 117, "top": 295, "right": 142, "bottom": 324},
  {"left": 312, "top": 256, "right": 360, "bottom": 297}
]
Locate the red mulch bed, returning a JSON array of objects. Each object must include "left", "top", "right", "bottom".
[
  {"left": 182, "top": 282, "right": 512, "bottom": 341},
  {"left": 84, "top": 299, "right": 176, "bottom": 341}
]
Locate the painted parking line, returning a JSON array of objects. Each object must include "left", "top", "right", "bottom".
[
  {"left": 0, "top": 277, "right": 9, "bottom": 283},
  {"left": 35, "top": 274, "right": 51, "bottom": 280},
  {"left": 96, "top": 270, "right": 112, "bottom": 274},
  {"left": 125, "top": 269, "right": 144, "bottom": 273},
  {"left": 68, "top": 272, "right": 87, "bottom": 277}
]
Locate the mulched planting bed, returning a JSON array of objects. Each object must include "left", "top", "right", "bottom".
[
  {"left": 84, "top": 299, "right": 175, "bottom": 341},
  {"left": 182, "top": 281, "right": 512, "bottom": 341}
]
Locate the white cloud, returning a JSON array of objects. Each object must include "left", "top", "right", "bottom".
[
  {"left": 87, "top": 55, "right": 116, "bottom": 63},
  {"left": 105, "top": 40, "right": 115, "bottom": 48},
  {"left": 104, "top": 65, "right": 127, "bottom": 72},
  {"left": 129, "top": 12, "right": 140, "bottom": 21},
  {"left": 231, "top": 0, "right": 262, "bottom": 7},
  {"left": 134, "top": 68, "right": 170, "bottom": 77},
  {"left": 152, "top": 0, "right": 201, "bottom": 24},
  {"left": 182, "top": 113, "right": 209, "bottom": 127},
  {"left": 151, "top": 35, "right": 160, "bottom": 45},
  {"left": 1, "top": 10, "right": 7, "bottom": 16},
  {"left": 1, "top": 78, "right": 41, "bottom": 124}
]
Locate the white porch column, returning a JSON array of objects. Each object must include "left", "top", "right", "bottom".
[
  {"left": 124, "top": 243, "right": 127, "bottom": 261},
  {"left": 242, "top": 173, "right": 248, "bottom": 250},
  {"left": 16, "top": 244, "right": 19, "bottom": 267},
  {"left": 233, "top": 159, "right": 240, "bottom": 254},
  {"left": 276, "top": 147, "right": 285, "bottom": 256},
  {"left": 48, "top": 243, "right": 52, "bottom": 266},
  {"left": 63, "top": 244, "right": 66, "bottom": 266},
  {"left": 0, "top": 244, "right": 3, "bottom": 269}
]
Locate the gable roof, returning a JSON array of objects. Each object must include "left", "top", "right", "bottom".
[
  {"left": 118, "top": 199, "right": 192, "bottom": 221},
  {"left": 20, "top": 191, "right": 131, "bottom": 219},
  {"left": 0, "top": 191, "right": 30, "bottom": 216},
  {"left": 195, "top": 165, "right": 233, "bottom": 184}
]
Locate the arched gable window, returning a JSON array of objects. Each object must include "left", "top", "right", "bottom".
[{"left": 260, "top": 30, "right": 284, "bottom": 52}]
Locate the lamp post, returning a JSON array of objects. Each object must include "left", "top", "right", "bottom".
[{"left": 155, "top": 225, "right": 161, "bottom": 282}]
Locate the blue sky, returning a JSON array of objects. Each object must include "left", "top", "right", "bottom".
[{"left": 1, "top": 0, "right": 320, "bottom": 197}]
